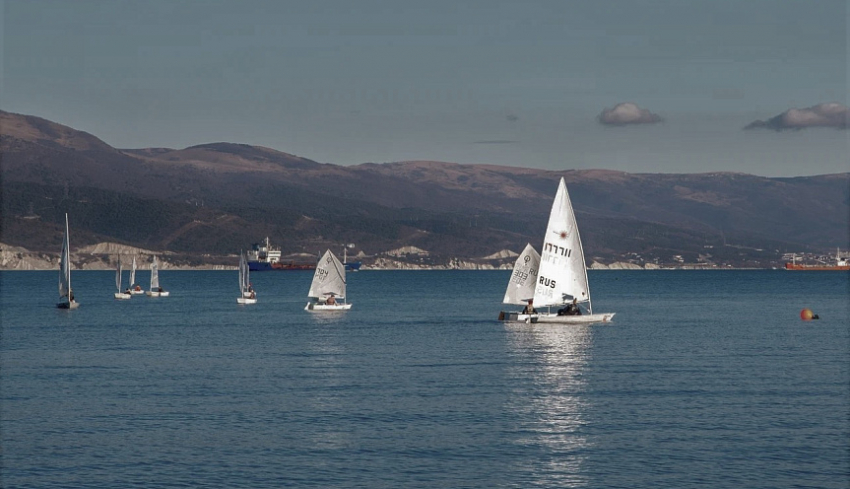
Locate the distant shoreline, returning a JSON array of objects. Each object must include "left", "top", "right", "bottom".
[{"left": 0, "top": 266, "right": 790, "bottom": 272}]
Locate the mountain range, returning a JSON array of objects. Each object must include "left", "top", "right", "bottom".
[{"left": 2, "top": 109, "right": 848, "bottom": 268}]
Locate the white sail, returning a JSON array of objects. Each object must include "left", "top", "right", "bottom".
[
  {"left": 150, "top": 256, "right": 160, "bottom": 290},
  {"left": 308, "top": 249, "right": 346, "bottom": 299},
  {"left": 130, "top": 256, "right": 137, "bottom": 287},
  {"left": 533, "top": 178, "right": 592, "bottom": 310},
  {"left": 115, "top": 257, "right": 123, "bottom": 292},
  {"left": 503, "top": 243, "right": 540, "bottom": 305},
  {"left": 58, "top": 213, "right": 71, "bottom": 299},
  {"left": 238, "top": 252, "right": 249, "bottom": 294}
]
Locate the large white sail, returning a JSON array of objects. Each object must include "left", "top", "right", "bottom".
[
  {"left": 238, "top": 252, "right": 249, "bottom": 294},
  {"left": 58, "top": 213, "right": 71, "bottom": 299},
  {"left": 503, "top": 243, "right": 540, "bottom": 305},
  {"left": 150, "top": 256, "right": 160, "bottom": 290},
  {"left": 115, "top": 257, "right": 123, "bottom": 292},
  {"left": 308, "top": 249, "right": 346, "bottom": 299},
  {"left": 130, "top": 256, "right": 137, "bottom": 287},
  {"left": 533, "top": 178, "right": 591, "bottom": 310}
]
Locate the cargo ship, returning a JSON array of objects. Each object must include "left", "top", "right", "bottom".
[
  {"left": 785, "top": 248, "right": 849, "bottom": 271},
  {"left": 247, "top": 237, "right": 315, "bottom": 271},
  {"left": 343, "top": 246, "right": 361, "bottom": 271}
]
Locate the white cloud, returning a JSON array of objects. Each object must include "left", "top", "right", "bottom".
[
  {"left": 745, "top": 103, "right": 850, "bottom": 131},
  {"left": 598, "top": 102, "right": 663, "bottom": 126}
]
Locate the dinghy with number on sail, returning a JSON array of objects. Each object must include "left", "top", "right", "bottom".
[
  {"left": 114, "top": 256, "right": 131, "bottom": 300},
  {"left": 56, "top": 213, "right": 79, "bottom": 309},
  {"left": 146, "top": 255, "right": 170, "bottom": 297},
  {"left": 521, "top": 177, "right": 614, "bottom": 324},
  {"left": 305, "top": 249, "right": 352, "bottom": 311},
  {"left": 498, "top": 243, "right": 540, "bottom": 321},
  {"left": 237, "top": 251, "right": 257, "bottom": 305}
]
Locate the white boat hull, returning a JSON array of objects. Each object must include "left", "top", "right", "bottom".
[
  {"left": 57, "top": 299, "right": 79, "bottom": 309},
  {"left": 146, "top": 291, "right": 170, "bottom": 297},
  {"left": 305, "top": 302, "right": 352, "bottom": 311},
  {"left": 501, "top": 311, "right": 615, "bottom": 324},
  {"left": 114, "top": 292, "right": 132, "bottom": 300},
  {"left": 533, "top": 312, "right": 615, "bottom": 324},
  {"left": 237, "top": 297, "right": 257, "bottom": 305},
  {"left": 129, "top": 288, "right": 145, "bottom": 295}
]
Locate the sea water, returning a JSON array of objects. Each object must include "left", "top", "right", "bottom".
[{"left": 1, "top": 270, "right": 848, "bottom": 488}]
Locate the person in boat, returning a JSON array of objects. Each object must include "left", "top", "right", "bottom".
[
  {"left": 326, "top": 294, "right": 336, "bottom": 305},
  {"left": 125, "top": 287, "right": 132, "bottom": 294},
  {"left": 522, "top": 299, "right": 535, "bottom": 314},
  {"left": 567, "top": 299, "right": 581, "bottom": 315},
  {"left": 157, "top": 286, "right": 164, "bottom": 293},
  {"left": 558, "top": 299, "right": 581, "bottom": 316},
  {"left": 248, "top": 283, "right": 254, "bottom": 293},
  {"left": 69, "top": 289, "right": 75, "bottom": 302},
  {"left": 134, "top": 284, "right": 142, "bottom": 291}
]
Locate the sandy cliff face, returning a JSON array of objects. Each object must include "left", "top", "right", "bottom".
[{"left": 0, "top": 244, "right": 56, "bottom": 270}]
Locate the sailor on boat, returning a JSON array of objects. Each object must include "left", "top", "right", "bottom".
[{"left": 558, "top": 298, "right": 582, "bottom": 316}]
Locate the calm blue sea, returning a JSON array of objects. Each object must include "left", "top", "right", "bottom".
[{"left": 1, "top": 270, "right": 848, "bottom": 488}]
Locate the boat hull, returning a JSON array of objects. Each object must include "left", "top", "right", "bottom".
[
  {"left": 305, "top": 302, "right": 352, "bottom": 311},
  {"left": 785, "top": 263, "right": 849, "bottom": 271},
  {"left": 146, "top": 291, "right": 170, "bottom": 297},
  {"left": 249, "top": 261, "right": 315, "bottom": 271},
  {"left": 57, "top": 299, "right": 80, "bottom": 309},
  {"left": 114, "top": 293, "right": 132, "bottom": 300},
  {"left": 129, "top": 288, "right": 145, "bottom": 295},
  {"left": 237, "top": 297, "right": 257, "bottom": 305},
  {"left": 500, "top": 311, "right": 615, "bottom": 324}
]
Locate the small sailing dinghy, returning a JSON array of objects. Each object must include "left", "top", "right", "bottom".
[
  {"left": 128, "top": 256, "right": 144, "bottom": 294},
  {"left": 114, "top": 256, "right": 131, "bottom": 300},
  {"left": 57, "top": 213, "right": 79, "bottom": 309},
  {"left": 237, "top": 251, "right": 257, "bottom": 305},
  {"left": 305, "top": 249, "right": 352, "bottom": 311},
  {"left": 520, "top": 177, "right": 615, "bottom": 324},
  {"left": 498, "top": 243, "right": 541, "bottom": 321},
  {"left": 146, "top": 256, "right": 170, "bottom": 297}
]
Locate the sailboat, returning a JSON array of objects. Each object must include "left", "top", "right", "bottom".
[
  {"left": 498, "top": 243, "right": 541, "bottom": 321},
  {"left": 113, "top": 256, "right": 131, "bottom": 300},
  {"left": 305, "top": 249, "right": 352, "bottom": 311},
  {"left": 237, "top": 251, "right": 257, "bottom": 305},
  {"left": 519, "top": 178, "right": 615, "bottom": 324},
  {"left": 56, "top": 213, "right": 79, "bottom": 309},
  {"left": 146, "top": 255, "right": 170, "bottom": 297},
  {"left": 128, "top": 256, "right": 144, "bottom": 294}
]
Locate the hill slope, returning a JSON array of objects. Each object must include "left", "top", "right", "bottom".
[{"left": 2, "top": 109, "right": 847, "bottom": 268}]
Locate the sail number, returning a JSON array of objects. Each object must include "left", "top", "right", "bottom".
[
  {"left": 316, "top": 268, "right": 328, "bottom": 281},
  {"left": 511, "top": 267, "right": 537, "bottom": 284},
  {"left": 544, "top": 242, "right": 572, "bottom": 257}
]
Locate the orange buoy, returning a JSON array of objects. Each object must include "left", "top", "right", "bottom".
[{"left": 800, "top": 308, "right": 814, "bottom": 320}]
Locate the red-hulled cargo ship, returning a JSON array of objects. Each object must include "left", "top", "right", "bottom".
[{"left": 785, "top": 249, "right": 849, "bottom": 271}]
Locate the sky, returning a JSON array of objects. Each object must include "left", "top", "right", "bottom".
[{"left": 2, "top": 0, "right": 848, "bottom": 176}]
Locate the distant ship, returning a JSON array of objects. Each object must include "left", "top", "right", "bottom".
[
  {"left": 785, "top": 248, "right": 850, "bottom": 271},
  {"left": 247, "top": 237, "right": 315, "bottom": 271},
  {"left": 342, "top": 245, "right": 361, "bottom": 271}
]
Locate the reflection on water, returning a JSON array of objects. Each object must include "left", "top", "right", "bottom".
[
  {"left": 505, "top": 323, "right": 592, "bottom": 487},
  {"left": 303, "top": 323, "right": 350, "bottom": 451}
]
